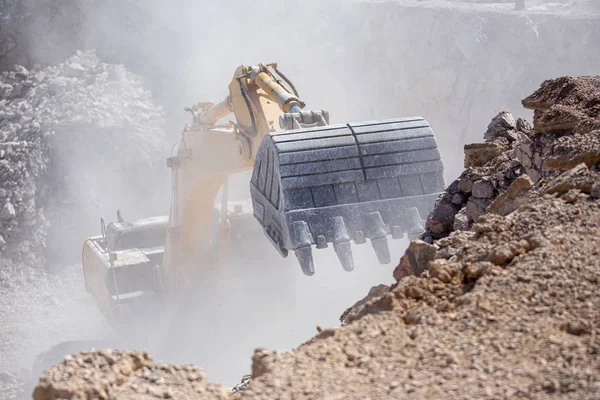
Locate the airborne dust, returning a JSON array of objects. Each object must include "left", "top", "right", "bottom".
[{"left": 0, "top": 0, "right": 598, "bottom": 392}]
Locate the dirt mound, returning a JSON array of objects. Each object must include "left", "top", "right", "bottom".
[
  {"left": 32, "top": 76, "right": 600, "bottom": 399},
  {"left": 33, "top": 350, "right": 232, "bottom": 400},
  {"left": 244, "top": 181, "right": 599, "bottom": 399}
]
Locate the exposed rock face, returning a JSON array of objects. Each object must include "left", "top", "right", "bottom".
[{"left": 0, "top": 51, "right": 166, "bottom": 271}]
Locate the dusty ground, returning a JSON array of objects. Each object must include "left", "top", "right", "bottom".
[{"left": 29, "top": 76, "right": 600, "bottom": 399}]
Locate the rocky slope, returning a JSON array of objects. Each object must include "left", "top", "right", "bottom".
[
  {"left": 0, "top": 50, "right": 166, "bottom": 271},
  {"left": 31, "top": 76, "right": 600, "bottom": 399}
]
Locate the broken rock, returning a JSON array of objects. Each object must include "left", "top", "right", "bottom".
[
  {"left": 465, "top": 197, "right": 492, "bottom": 221},
  {"left": 533, "top": 104, "right": 587, "bottom": 133},
  {"left": 0, "top": 202, "right": 16, "bottom": 221},
  {"left": 427, "top": 200, "right": 457, "bottom": 234},
  {"left": 453, "top": 208, "right": 469, "bottom": 231},
  {"left": 464, "top": 142, "right": 504, "bottom": 168},
  {"left": 484, "top": 111, "right": 517, "bottom": 141},
  {"left": 546, "top": 130, "right": 600, "bottom": 170},
  {"left": 471, "top": 179, "right": 495, "bottom": 199},
  {"left": 543, "top": 163, "right": 598, "bottom": 195},
  {"left": 340, "top": 284, "right": 390, "bottom": 324},
  {"left": 488, "top": 174, "right": 533, "bottom": 216},
  {"left": 394, "top": 240, "right": 438, "bottom": 280}
]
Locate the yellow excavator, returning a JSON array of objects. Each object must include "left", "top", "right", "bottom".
[{"left": 81, "top": 63, "right": 445, "bottom": 324}]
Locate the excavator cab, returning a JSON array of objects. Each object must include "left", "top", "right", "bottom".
[{"left": 81, "top": 216, "right": 167, "bottom": 323}]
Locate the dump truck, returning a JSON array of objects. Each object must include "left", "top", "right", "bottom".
[{"left": 81, "top": 63, "right": 445, "bottom": 323}]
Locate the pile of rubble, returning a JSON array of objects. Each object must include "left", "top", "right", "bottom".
[
  {"left": 33, "top": 350, "right": 232, "bottom": 400},
  {"left": 0, "top": 0, "right": 88, "bottom": 72},
  {"left": 421, "top": 75, "right": 600, "bottom": 242},
  {"left": 0, "top": 51, "right": 166, "bottom": 271}
]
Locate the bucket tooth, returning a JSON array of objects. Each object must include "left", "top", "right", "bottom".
[
  {"left": 291, "top": 221, "right": 313, "bottom": 248},
  {"left": 366, "top": 212, "right": 389, "bottom": 238},
  {"left": 391, "top": 225, "right": 404, "bottom": 240},
  {"left": 332, "top": 216, "right": 354, "bottom": 271},
  {"left": 332, "top": 216, "right": 350, "bottom": 243},
  {"left": 290, "top": 221, "right": 315, "bottom": 275},
  {"left": 316, "top": 235, "right": 328, "bottom": 249},
  {"left": 404, "top": 207, "right": 424, "bottom": 235},
  {"left": 371, "top": 237, "right": 391, "bottom": 264},
  {"left": 295, "top": 247, "right": 315, "bottom": 276},
  {"left": 334, "top": 241, "right": 355, "bottom": 272},
  {"left": 354, "top": 231, "right": 366, "bottom": 244}
]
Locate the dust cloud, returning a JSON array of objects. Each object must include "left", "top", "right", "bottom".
[
  {"left": 1, "top": 0, "right": 599, "bottom": 391},
  {"left": 11, "top": 0, "right": 408, "bottom": 387}
]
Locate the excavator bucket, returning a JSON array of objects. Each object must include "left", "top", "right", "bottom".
[{"left": 250, "top": 117, "right": 444, "bottom": 275}]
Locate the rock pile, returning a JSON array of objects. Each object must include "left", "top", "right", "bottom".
[
  {"left": 421, "top": 76, "right": 600, "bottom": 242},
  {"left": 420, "top": 111, "right": 532, "bottom": 241},
  {"left": 33, "top": 350, "right": 232, "bottom": 400},
  {"left": 0, "top": 51, "right": 166, "bottom": 271}
]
